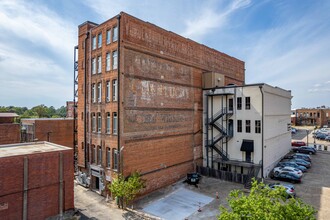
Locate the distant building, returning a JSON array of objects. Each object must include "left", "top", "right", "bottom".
[
  {"left": 202, "top": 84, "right": 292, "bottom": 182},
  {"left": 293, "top": 107, "right": 330, "bottom": 127},
  {"left": 21, "top": 118, "right": 74, "bottom": 148},
  {"left": 75, "top": 12, "right": 245, "bottom": 195},
  {"left": 0, "top": 142, "right": 74, "bottom": 219},
  {"left": 66, "top": 101, "right": 75, "bottom": 118},
  {"left": 0, "top": 113, "right": 20, "bottom": 145}
]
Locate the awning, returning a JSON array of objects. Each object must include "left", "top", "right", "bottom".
[{"left": 240, "top": 140, "right": 254, "bottom": 152}]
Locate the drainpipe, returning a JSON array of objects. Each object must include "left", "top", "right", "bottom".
[
  {"left": 259, "top": 85, "right": 264, "bottom": 178},
  {"left": 84, "top": 32, "right": 90, "bottom": 168},
  {"left": 116, "top": 14, "right": 122, "bottom": 175}
]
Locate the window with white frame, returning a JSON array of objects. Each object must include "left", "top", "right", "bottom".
[
  {"left": 98, "top": 146, "right": 102, "bottom": 165},
  {"left": 106, "top": 53, "right": 110, "bottom": 71},
  {"left": 113, "top": 26, "right": 118, "bottom": 42},
  {"left": 98, "top": 33, "right": 102, "bottom": 48},
  {"left": 97, "top": 82, "right": 102, "bottom": 103},
  {"left": 113, "top": 149, "right": 118, "bottom": 170},
  {"left": 92, "top": 36, "right": 96, "bottom": 50},
  {"left": 237, "top": 120, "right": 242, "bottom": 133},
  {"left": 113, "top": 112, "right": 117, "bottom": 135},
  {"left": 92, "top": 83, "right": 96, "bottom": 103},
  {"left": 237, "top": 97, "right": 242, "bottom": 110},
  {"left": 107, "top": 148, "right": 111, "bottom": 167},
  {"left": 255, "top": 120, "right": 261, "bottom": 133},
  {"left": 246, "top": 120, "right": 251, "bottom": 133},
  {"left": 245, "top": 97, "right": 251, "bottom": 110},
  {"left": 106, "top": 112, "right": 111, "bottom": 134},
  {"left": 92, "top": 58, "right": 96, "bottom": 74},
  {"left": 106, "top": 81, "right": 110, "bottom": 102},
  {"left": 92, "top": 113, "right": 96, "bottom": 132},
  {"left": 97, "top": 112, "right": 101, "bottom": 133},
  {"left": 97, "top": 56, "right": 102, "bottom": 73},
  {"left": 112, "top": 50, "right": 118, "bottom": 69},
  {"left": 112, "top": 79, "right": 117, "bottom": 101},
  {"left": 106, "top": 30, "right": 111, "bottom": 44}
]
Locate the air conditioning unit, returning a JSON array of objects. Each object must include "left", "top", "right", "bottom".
[{"left": 202, "top": 72, "right": 225, "bottom": 89}]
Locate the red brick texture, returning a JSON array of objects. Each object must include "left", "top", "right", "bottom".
[
  {"left": 77, "top": 12, "right": 245, "bottom": 195},
  {"left": 0, "top": 123, "right": 20, "bottom": 144},
  {"left": 0, "top": 150, "right": 74, "bottom": 219}
]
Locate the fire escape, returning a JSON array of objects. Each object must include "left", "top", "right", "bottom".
[{"left": 73, "top": 45, "right": 78, "bottom": 172}]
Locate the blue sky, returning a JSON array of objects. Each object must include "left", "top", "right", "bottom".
[{"left": 0, "top": 0, "right": 329, "bottom": 109}]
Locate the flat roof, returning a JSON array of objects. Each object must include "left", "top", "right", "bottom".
[
  {"left": 0, "top": 141, "right": 72, "bottom": 158},
  {"left": 0, "top": 113, "right": 19, "bottom": 117},
  {"left": 21, "top": 118, "right": 73, "bottom": 121}
]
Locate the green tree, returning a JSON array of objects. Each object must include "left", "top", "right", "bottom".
[
  {"left": 218, "top": 180, "right": 316, "bottom": 220},
  {"left": 31, "top": 104, "right": 48, "bottom": 118},
  {"left": 56, "top": 106, "right": 67, "bottom": 117},
  {"left": 109, "top": 172, "right": 145, "bottom": 209}
]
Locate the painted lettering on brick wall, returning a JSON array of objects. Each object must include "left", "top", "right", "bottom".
[{"left": 141, "top": 81, "right": 189, "bottom": 101}]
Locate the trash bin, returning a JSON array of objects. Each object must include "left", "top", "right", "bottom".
[{"left": 186, "top": 173, "right": 200, "bottom": 185}]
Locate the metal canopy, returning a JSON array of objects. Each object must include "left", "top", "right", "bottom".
[{"left": 240, "top": 139, "right": 254, "bottom": 152}]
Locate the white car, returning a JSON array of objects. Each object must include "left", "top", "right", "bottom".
[{"left": 273, "top": 166, "right": 303, "bottom": 177}]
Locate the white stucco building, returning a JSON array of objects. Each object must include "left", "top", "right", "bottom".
[{"left": 203, "top": 83, "right": 292, "bottom": 180}]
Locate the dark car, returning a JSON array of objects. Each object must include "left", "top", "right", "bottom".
[
  {"left": 282, "top": 158, "right": 311, "bottom": 168},
  {"left": 291, "top": 141, "right": 306, "bottom": 147},
  {"left": 271, "top": 170, "right": 302, "bottom": 183},
  {"left": 277, "top": 161, "right": 307, "bottom": 172},
  {"left": 292, "top": 146, "right": 316, "bottom": 155},
  {"left": 268, "top": 183, "right": 296, "bottom": 198},
  {"left": 316, "top": 133, "right": 328, "bottom": 140},
  {"left": 284, "top": 154, "right": 311, "bottom": 162}
]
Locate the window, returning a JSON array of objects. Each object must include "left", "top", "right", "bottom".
[
  {"left": 317, "top": 112, "right": 320, "bottom": 118},
  {"left": 113, "top": 112, "right": 117, "bottom": 135},
  {"left": 106, "top": 81, "right": 110, "bottom": 102},
  {"left": 98, "top": 146, "right": 102, "bottom": 165},
  {"left": 113, "top": 26, "right": 118, "bottom": 42},
  {"left": 246, "top": 120, "right": 251, "bottom": 133},
  {"left": 107, "top": 148, "right": 111, "bottom": 167},
  {"left": 106, "top": 30, "right": 111, "bottom": 44},
  {"left": 112, "top": 50, "right": 118, "bottom": 69},
  {"left": 327, "top": 113, "right": 329, "bottom": 117},
  {"left": 93, "top": 145, "right": 97, "bottom": 164},
  {"left": 97, "top": 82, "right": 102, "bottom": 103},
  {"left": 106, "top": 112, "right": 111, "bottom": 134},
  {"left": 98, "top": 33, "right": 102, "bottom": 48},
  {"left": 237, "top": 97, "right": 242, "bottom": 110},
  {"left": 92, "top": 58, "right": 96, "bottom": 74},
  {"left": 97, "top": 112, "right": 102, "bottom": 133},
  {"left": 245, "top": 97, "right": 251, "bottom": 110},
  {"left": 92, "top": 36, "right": 96, "bottom": 50},
  {"left": 229, "top": 98, "right": 233, "bottom": 111},
  {"left": 92, "top": 83, "right": 96, "bottom": 103},
  {"left": 86, "top": 144, "right": 90, "bottom": 162},
  {"left": 113, "top": 149, "right": 118, "bottom": 170},
  {"left": 106, "top": 53, "right": 110, "bottom": 71},
  {"left": 112, "top": 79, "right": 117, "bottom": 101},
  {"left": 97, "top": 56, "right": 102, "bottom": 73},
  {"left": 92, "top": 113, "right": 96, "bottom": 132},
  {"left": 237, "top": 120, "right": 242, "bottom": 133},
  {"left": 255, "top": 120, "right": 261, "bottom": 133}
]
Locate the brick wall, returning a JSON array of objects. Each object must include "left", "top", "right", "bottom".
[
  {"left": 0, "top": 150, "right": 73, "bottom": 219},
  {"left": 0, "top": 123, "right": 20, "bottom": 144}
]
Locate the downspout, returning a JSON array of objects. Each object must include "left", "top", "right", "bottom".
[
  {"left": 84, "top": 32, "right": 90, "bottom": 168},
  {"left": 116, "top": 14, "right": 122, "bottom": 174},
  {"left": 259, "top": 85, "right": 264, "bottom": 178}
]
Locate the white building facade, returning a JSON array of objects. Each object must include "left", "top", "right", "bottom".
[{"left": 203, "top": 84, "right": 291, "bottom": 180}]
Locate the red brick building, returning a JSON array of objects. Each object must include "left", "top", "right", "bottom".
[
  {"left": 66, "top": 101, "right": 75, "bottom": 118},
  {"left": 21, "top": 118, "right": 74, "bottom": 148},
  {"left": 76, "top": 12, "right": 245, "bottom": 195},
  {"left": 294, "top": 107, "right": 330, "bottom": 127},
  {"left": 0, "top": 142, "right": 74, "bottom": 219},
  {"left": 0, "top": 113, "right": 20, "bottom": 145}
]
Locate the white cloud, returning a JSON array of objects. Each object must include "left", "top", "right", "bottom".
[
  {"left": 0, "top": 0, "right": 77, "bottom": 107},
  {"left": 181, "top": 0, "right": 251, "bottom": 41}
]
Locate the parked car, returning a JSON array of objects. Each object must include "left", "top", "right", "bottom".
[
  {"left": 292, "top": 146, "right": 316, "bottom": 155},
  {"left": 315, "top": 133, "right": 328, "bottom": 140},
  {"left": 282, "top": 158, "right": 311, "bottom": 168},
  {"left": 271, "top": 167, "right": 302, "bottom": 183},
  {"left": 277, "top": 161, "right": 307, "bottom": 172},
  {"left": 284, "top": 154, "right": 311, "bottom": 162},
  {"left": 273, "top": 166, "right": 303, "bottom": 177},
  {"left": 326, "top": 136, "right": 330, "bottom": 142},
  {"left": 291, "top": 141, "right": 306, "bottom": 147},
  {"left": 268, "top": 183, "right": 296, "bottom": 198},
  {"left": 291, "top": 128, "right": 297, "bottom": 134},
  {"left": 294, "top": 153, "right": 312, "bottom": 162}
]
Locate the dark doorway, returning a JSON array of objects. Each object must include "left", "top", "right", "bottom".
[
  {"left": 95, "top": 177, "right": 100, "bottom": 190},
  {"left": 228, "top": 98, "right": 233, "bottom": 111},
  {"left": 246, "top": 152, "right": 251, "bottom": 162},
  {"left": 228, "top": 119, "right": 233, "bottom": 136}
]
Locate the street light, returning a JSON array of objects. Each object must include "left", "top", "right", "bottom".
[{"left": 306, "top": 129, "right": 309, "bottom": 145}]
